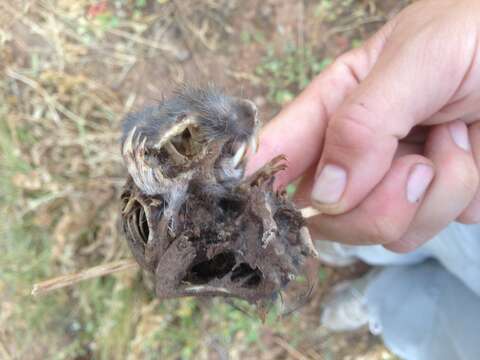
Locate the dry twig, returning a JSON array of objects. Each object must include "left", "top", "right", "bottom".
[
  {"left": 31, "top": 259, "right": 139, "bottom": 296},
  {"left": 273, "top": 336, "right": 312, "bottom": 360},
  {"left": 0, "top": 336, "right": 13, "bottom": 360}
]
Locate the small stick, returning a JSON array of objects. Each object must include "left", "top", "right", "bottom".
[
  {"left": 32, "top": 207, "right": 320, "bottom": 297},
  {"left": 0, "top": 336, "right": 13, "bottom": 360},
  {"left": 31, "top": 259, "right": 139, "bottom": 297},
  {"left": 272, "top": 336, "right": 312, "bottom": 360}
]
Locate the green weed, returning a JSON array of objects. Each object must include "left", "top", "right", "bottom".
[{"left": 256, "top": 44, "right": 332, "bottom": 105}]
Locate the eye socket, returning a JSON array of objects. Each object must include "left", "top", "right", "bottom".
[
  {"left": 218, "top": 197, "right": 244, "bottom": 217},
  {"left": 242, "top": 106, "right": 254, "bottom": 119}
]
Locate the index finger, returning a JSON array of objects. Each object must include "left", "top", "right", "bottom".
[
  {"left": 246, "top": 67, "right": 355, "bottom": 188},
  {"left": 246, "top": 24, "right": 393, "bottom": 188}
]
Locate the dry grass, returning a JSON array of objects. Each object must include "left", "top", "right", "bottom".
[{"left": 0, "top": 0, "right": 408, "bottom": 359}]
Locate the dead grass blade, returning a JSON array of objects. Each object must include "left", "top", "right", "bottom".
[
  {"left": 0, "top": 336, "right": 13, "bottom": 360},
  {"left": 31, "top": 259, "right": 138, "bottom": 297},
  {"left": 273, "top": 336, "right": 312, "bottom": 360}
]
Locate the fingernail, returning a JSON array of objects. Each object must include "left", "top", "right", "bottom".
[
  {"left": 406, "top": 164, "right": 434, "bottom": 203},
  {"left": 448, "top": 122, "right": 470, "bottom": 151},
  {"left": 312, "top": 164, "right": 347, "bottom": 204}
]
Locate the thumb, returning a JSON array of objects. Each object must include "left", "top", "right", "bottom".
[{"left": 311, "top": 8, "right": 475, "bottom": 214}]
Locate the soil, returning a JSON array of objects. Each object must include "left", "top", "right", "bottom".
[{"left": 1, "top": 0, "right": 412, "bottom": 358}]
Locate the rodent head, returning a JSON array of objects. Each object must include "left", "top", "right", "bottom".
[
  {"left": 120, "top": 85, "right": 260, "bottom": 195},
  {"left": 174, "top": 86, "right": 259, "bottom": 143},
  {"left": 172, "top": 86, "right": 260, "bottom": 171}
]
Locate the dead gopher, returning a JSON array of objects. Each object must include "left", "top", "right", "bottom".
[{"left": 120, "top": 85, "right": 317, "bottom": 305}]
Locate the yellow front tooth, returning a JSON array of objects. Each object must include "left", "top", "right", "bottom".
[
  {"left": 122, "top": 127, "right": 137, "bottom": 155},
  {"left": 232, "top": 142, "right": 247, "bottom": 168},
  {"left": 140, "top": 135, "right": 147, "bottom": 149},
  {"left": 250, "top": 134, "right": 259, "bottom": 154},
  {"left": 299, "top": 226, "right": 319, "bottom": 258}
]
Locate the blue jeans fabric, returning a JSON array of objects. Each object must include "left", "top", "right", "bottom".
[{"left": 341, "top": 223, "right": 480, "bottom": 360}]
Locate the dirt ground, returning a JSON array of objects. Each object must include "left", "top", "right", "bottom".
[{"left": 1, "top": 1, "right": 410, "bottom": 359}]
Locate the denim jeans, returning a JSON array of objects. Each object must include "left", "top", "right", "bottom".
[{"left": 340, "top": 223, "right": 480, "bottom": 360}]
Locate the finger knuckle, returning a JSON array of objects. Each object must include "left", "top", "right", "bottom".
[
  {"left": 369, "top": 216, "right": 403, "bottom": 244},
  {"left": 457, "top": 211, "right": 480, "bottom": 224},
  {"left": 329, "top": 56, "right": 360, "bottom": 83},
  {"left": 339, "top": 102, "right": 381, "bottom": 135},
  {"left": 311, "top": 56, "right": 360, "bottom": 94},
  {"left": 446, "top": 156, "right": 479, "bottom": 196},
  {"left": 469, "top": 121, "right": 480, "bottom": 133},
  {"left": 387, "top": 237, "right": 421, "bottom": 253},
  {"left": 327, "top": 104, "right": 381, "bottom": 155},
  {"left": 358, "top": 207, "right": 402, "bottom": 244},
  {"left": 457, "top": 198, "right": 480, "bottom": 224}
]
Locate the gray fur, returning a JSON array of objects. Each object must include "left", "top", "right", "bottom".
[{"left": 121, "top": 85, "right": 257, "bottom": 146}]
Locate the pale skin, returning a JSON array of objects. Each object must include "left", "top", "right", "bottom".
[{"left": 248, "top": 0, "right": 480, "bottom": 252}]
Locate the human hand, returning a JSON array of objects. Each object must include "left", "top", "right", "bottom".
[{"left": 248, "top": 0, "right": 480, "bottom": 252}]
